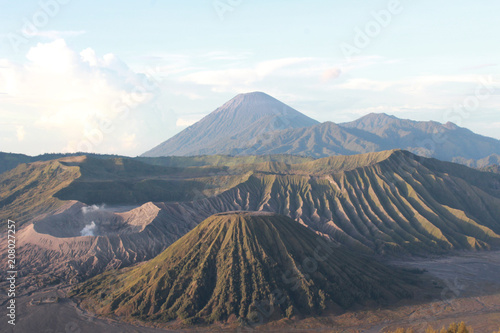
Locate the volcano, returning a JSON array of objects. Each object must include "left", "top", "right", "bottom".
[
  {"left": 72, "top": 211, "right": 415, "bottom": 324},
  {"left": 142, "top": 92, "right": 319, "bottom": 157}
]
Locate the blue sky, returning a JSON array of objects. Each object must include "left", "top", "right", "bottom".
[{"left": 0, "top": 0, "right": 499, "bottom": 155}]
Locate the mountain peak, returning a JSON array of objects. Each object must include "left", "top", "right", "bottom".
[
  {"left": 443, "top": 121, "right": 459, "bottom": 130},
  {"left": 358, "top": 112, "right": 398, "bottom": 123},
  {"left": 235, "top": 91, "right": 272, "bottom": 98},
  {"left": 217, "top": 91, "right": 273, "bottom": 108},
  {"left": 340, "top": 112, "right": 399, "bottom": 131},
  {"left": 214, "top": 91, "right": 298, "bottom": 117},
  {"left": 142, "top": 92, "right": 319, "bottom": 157},
  {"left": 364, "top": 112, "right": 397, "bottom": 119}
]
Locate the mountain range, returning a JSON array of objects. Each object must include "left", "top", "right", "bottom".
[
  {"left": 4, "top": 149, "right": 500, "bottom": 291},
  {"left": 142, "top": 92, "right": 500, "bottom": 165}
]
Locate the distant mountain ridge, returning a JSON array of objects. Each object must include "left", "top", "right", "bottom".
[
  {"left": 142, "top": 92, "right": 500, "bottom": 165},
  {"left": 340, "top": 113, "right": 500, "bottom": 161}
]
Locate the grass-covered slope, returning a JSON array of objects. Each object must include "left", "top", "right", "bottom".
[
  {"left": 0, "top": 151, "right": 125, "bottom": 174},
  {"left": 72, "top": 212, "right": 414, "bottom": 324},
  {"left": 54, "top": 155, "right": 312, "bottom": 205},
  {"left": 53, "top": 157, "right": 210, "bottom": 205},
  {"left": 0, "top": 158, "right": 82, "bottom": 227}
]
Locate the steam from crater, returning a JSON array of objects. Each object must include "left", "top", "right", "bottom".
[
  {"left": 82, "top": 204, "right": 106, "bottom": 214},
  {"left": 80, "top": 221, "right": 96, "bottom": 236},
  {"left": 80, "top": 205, "right": 105, "bottom": 236}
]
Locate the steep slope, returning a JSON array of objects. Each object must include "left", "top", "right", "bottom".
[
  {"left": 72, "top": 212, "right": 414, "bottom": 324},
  {"left": 0, "top": 156, "right": 183, "bottom": 228},
  {"left": 0, "top": 157, "right": 82, "bottom": 227},
  {"left": 1, "top": 155, "right": 250, "bottom": 212},
  {"left": 142, "top": 92, "right": 319, "bottom": 156},
  {"left": 0, "top": 154, "right": 254, "bottom": 228},
  {"left": 232, "top": 121, "right": 379, "bottom": 157}
]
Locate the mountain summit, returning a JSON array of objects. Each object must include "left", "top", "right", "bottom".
[{"left": 142, "top": 92, "right": 319, "bottom": 156}]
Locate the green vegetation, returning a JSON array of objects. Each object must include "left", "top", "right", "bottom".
[
  {"left": 293, "top": 149, "right": 396, "bottom": 174},
  {"left": 0, "top": 151, "right": 124, "bottom": 174},
  {"left": 72, "top": 212, "right": 415, "bottom": 324},
  {"left": 0, "top": 152, "right": 35, "bottom": 174},
  {"left": 54, "top": 157, "right": 213, "bottom": 205},
  {"left": 0, "top": 159, "right": 81, "bottom": 227},
  {"left": 54, "top": 155, "right": 312, "bottom": 205}
]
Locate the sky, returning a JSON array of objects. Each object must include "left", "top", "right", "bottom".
[{"left": 0, "top": 0, "right": 499, "bottom": 156}]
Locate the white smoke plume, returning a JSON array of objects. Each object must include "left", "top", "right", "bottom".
[
  {"left": 80, "top": 221, "right": 96, "bottom": 236},
  {"left": 81, "top": 204, "right": 106, "bottom": 214}
]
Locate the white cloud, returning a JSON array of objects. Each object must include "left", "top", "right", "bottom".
[
  {"left": 0, "top": 39, "right": 160, "bottom": 155},
  {"left": 179, "top": 57, "right": 316, "bottom": 88},
  {"left": 2, "top": 42, "right": 498, "bottom": 155},
  {"left": 335, "top": 78, "right": 393, "bottom": 91},
  {"left": 333, "top": 74, "right": 489, "bottom": 93},
  {"left": 321, "top": 68, "right": 342, "bottom": 82},
  {"left": 121, "top": 133, "right": 138, "bottom": 150},
  {"left": 26, "top": 39, "right": 77, "bottom": 74}
]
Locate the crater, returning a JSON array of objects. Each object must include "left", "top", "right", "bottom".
[{"left": 33, "top": 202, "right": 160, "bottom": 238}]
